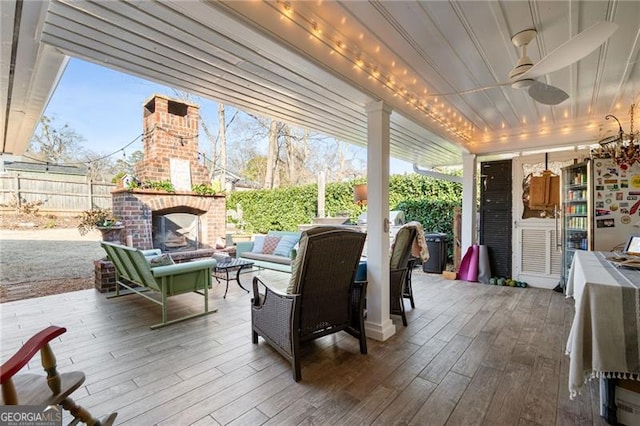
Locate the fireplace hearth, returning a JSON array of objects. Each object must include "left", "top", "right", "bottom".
[{"left": 153, "top": 212, "right": 200, "bottom": 252}]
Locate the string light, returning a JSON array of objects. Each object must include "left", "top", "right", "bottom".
[
  {"left": 282, "top": 1, "right": 292, "bottom": 16},
  {"left": 312, "top": 22, "right": 322, "bottom": 36},
  {"left": 21, "top": 132, "right": 144, "bottom": 171},
  {"left": 276, "top": 0, "right": 621, "bottom": 142},
  {"left": 271, "top": 0, "right": 474, "bottom": 142}
]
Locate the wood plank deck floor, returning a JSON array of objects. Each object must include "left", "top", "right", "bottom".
[{"left": 1, "top": 269, "right": 607, "bottom": 425}]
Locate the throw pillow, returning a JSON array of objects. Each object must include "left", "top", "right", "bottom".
[
  {"left": 273, "top": 235, "right": 299, "bottom": 257},
  {"left": 215, "top": 237, "right": 225, "bottom": 249},
  {"left": 290, "top": 242, "right": 299, "bottom": 260},
  {"left": 148, "top": 253, "right": 174, "bottom": 268},
  {"left": 251, "top": 235, "right": 266, "bottom": 253},
  {"left": 262, "top": 235, "right": 281, "bottom": 254}
]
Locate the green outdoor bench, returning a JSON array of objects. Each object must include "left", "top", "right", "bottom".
[{"left": 101, "top": 242, "right": 217, "bottom": 329}]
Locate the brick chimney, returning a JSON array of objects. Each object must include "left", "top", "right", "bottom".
[{"left": 135, "top": 94, "right": 209, "bottom": 189}]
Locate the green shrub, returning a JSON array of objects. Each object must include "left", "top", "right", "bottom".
[
  {"left": 396, "top": 199, "right": 461, "bottom": 259},
  {"left": 77, "top": 208, "right": 119, "bottom": 235},
  {"left": 227, "top": 174, "right": 462, "bottom": 258},
  {"left": 111, "top": 171, "right": 127, "bottom": 184},
  {"left": 142, "top": 180, "right": 174, "bottom": 192},
  {"left": 43, "top": 220, "right": 57, "bottom": 229},
  {"left": 192, "top": 183, "right": 219, "bottom": 196}
]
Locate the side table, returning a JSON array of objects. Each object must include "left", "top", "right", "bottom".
[{"left": 213, "top": 258, "right": 254, "bottom": 298}]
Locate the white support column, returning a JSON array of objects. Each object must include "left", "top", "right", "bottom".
[
  {"left": 364, "top": 100, "right": 395, "bottom": 341},
  {"left": 461, "top": 153, "right": 477, "bottom": 254}
]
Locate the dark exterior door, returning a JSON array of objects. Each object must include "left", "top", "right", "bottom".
[{"left": 480, "top": 160, "right": 512, "bottom": 278}]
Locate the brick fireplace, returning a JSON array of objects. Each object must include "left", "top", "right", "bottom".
[
  {"left": 112, "top": 94, "right": 225, "bottom": 251},
  {"left": 96, "top": 94, "right": 227, "bottom": 292},
  {"left": 112, "top": 190, "right": 225, "bottom": 250}
]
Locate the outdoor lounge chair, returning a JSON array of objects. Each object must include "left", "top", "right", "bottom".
[
  {"left": 101, "top": 242, "right": 217, "bottom": 329},
  {"left": 251, "top": 226, "right": 367, "bottom": 381},
  {"left": 1, "top": 325, "right": 117, "bottom": 425},
  {"left": 390, "top": 225, "right": 419, "bottom": 326}
]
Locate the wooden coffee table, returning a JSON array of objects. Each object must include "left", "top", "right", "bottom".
[{"left": 212, "top": 258, "right": 254, "bottom": 298}]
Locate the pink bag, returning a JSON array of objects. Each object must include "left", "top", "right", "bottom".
[{"left": 457, "top": 244, "right": 479, "bottom": 282}]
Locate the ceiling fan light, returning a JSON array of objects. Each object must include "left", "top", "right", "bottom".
[{"left": 511, "top": 78, "right": 534, "bottom": 89}]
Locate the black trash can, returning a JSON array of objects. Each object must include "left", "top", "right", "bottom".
[{"left": 422, "top": 233, "right": 448, "bottom": 273}]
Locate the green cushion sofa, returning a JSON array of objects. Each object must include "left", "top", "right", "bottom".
[{"left": 235, "top": 231, "right": 302, "bottom": 273}]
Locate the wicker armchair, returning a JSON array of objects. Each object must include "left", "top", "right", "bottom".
[
  {"left": 251, "top": 226, "right": 367, "bottom": 381},
  {"left": 390, "top": 225, "right": 418, "bottom": 326}
]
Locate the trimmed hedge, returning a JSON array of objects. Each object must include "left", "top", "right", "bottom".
[
  {"left": 396, "top": 199, "right": 460, "bottom": 259},
  {"left": 226, "top": 186, "right": 317, "bottom": 234},
  {"left": 227, "top": 174, "right": 462, "bottom": 258}
]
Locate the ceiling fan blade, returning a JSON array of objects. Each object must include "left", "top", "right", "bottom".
[
  {"left": 528, "top": 81, "right": 569, "bottom": 105},
  {"left": 519, "top": 21, "right": 618, "bottom": 80},
  {"left": 428, "top": 81, "right": 511, "bottom": 97}
]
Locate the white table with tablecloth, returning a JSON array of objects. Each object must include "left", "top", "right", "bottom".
[{"left": 566, "top": 250, "right": 640, "bottom": 400}]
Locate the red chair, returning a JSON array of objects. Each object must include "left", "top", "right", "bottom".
[{"left": 1, "top": 326, "right": 116, "bottom": 425}]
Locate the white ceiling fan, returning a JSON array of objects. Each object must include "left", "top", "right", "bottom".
[{"left": 431, "top": 21, "right": 618, "bottom": 105}]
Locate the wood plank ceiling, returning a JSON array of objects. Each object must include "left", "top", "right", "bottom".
[{"left": 2, "top": 1, "right": 639, "bottom": 168}]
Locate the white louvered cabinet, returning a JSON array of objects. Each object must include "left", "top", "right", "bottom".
[{"left": 519, "top": 228, "right": 562, "bottom": 277}]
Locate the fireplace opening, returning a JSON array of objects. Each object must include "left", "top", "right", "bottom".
[{"left": 152, "top": 212, "right": 201, "bottom": 252}]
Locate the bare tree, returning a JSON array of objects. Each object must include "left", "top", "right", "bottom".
[
  {"left": 282, "top": 126, "right": 311, "bottom": 185},
  {"left": 26, "top": 115, "right": 127, "bottom": 182},
  {"left": 28, "top": 116, "right": 86, "bottom": 164},
  {"left": 224, "top": 112, "right": 366, "bottom": 187},
  {"left": 264, "top": 120, "right": 279, "bottom": 189},
  {"left": 296, "top": 135, "right": 365, "bottom": 182},
  {"left": 84, "top": 154, "right": 116, "bottom": 182},
  {"left": 112, "top": 150, "right": 143, "bottom": 177},
  {"left": 199, "top": 116, "right": 217, "bottom": 177},
  {"left": 218, "top": 103, "right": 227, "bottom": 187},
  {"left": 163, "top": 94, "right": 367, "bottom": 187}
]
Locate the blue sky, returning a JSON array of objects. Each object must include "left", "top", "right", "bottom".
[{"left": 43, "top": 58, "right": 414, "bottom": 174}]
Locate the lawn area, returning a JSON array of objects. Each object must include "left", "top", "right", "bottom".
[{"left": 0, "top": 228, "right": 104, "bottom": 302}]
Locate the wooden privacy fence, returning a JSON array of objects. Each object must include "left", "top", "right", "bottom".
[{"left": 0, "top": 174, "right": 114, "bottom": 214}]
